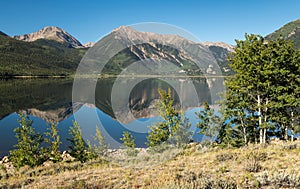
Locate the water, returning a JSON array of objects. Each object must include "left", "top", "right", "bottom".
[{"left": 0, "top": 77, "right": 224, "bottom": 157}]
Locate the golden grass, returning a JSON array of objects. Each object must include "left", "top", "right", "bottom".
[{"left": 1, "top": 141, "right": 300, "bottom": 188}]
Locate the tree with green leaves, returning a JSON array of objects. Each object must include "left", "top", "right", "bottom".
[
  {"left": 225, "top": 34, "right": 300, "bottom": 143},
  {"left": 120, "top": 131, "right": 137, "bottom": 156},
  {"left": 92, "top": 126, "right": 108, "bottom": 157},
  {"left": 44, "top": 120, "right": 62, "bottom": 162},
  {"left": 147, "top": 88, "right": 192, "bottom": 147},
  {"left": 68, "top": 121, "right": 90, "bottom": 162},
  {"left": 168, "top": 114, "right": 193, "bottom": 146},
  {"left": 9, "top": 114, "right": 43, "bottom": 168},
  {"left": 196, "top": 102, "right": 221, "bottom": 144},
  {"left": 120, "top": 131, "right": 135, "bottom": 148}
]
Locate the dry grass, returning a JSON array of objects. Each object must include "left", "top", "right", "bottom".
[{"left": 1, "top": 141, "right": 300, "bottom": 188}]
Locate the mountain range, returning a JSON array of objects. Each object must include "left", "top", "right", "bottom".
[{"left": 1, "top": 19, "right": 300, "bottom": 77}]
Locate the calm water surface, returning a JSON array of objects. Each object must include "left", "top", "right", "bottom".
[{"left": 0, "top": 77, "right": 223, "bottom": 157}]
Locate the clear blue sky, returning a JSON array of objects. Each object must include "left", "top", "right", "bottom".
[{"left": 1, "top": 0, "right": 300, "bottom": 45}]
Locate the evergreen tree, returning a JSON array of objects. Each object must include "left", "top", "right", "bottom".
[
  {"left": 120, "top": 131, "right": 137, "bottom": 156},
  {"left": 93, "top": 126, "right": 108, "bottom": 157},
  {"left": 44, "top": 120, "right": 62, "bottom": 162},
  {"left": 68, "top": 121, "right": 90, "bottom": 162},
  {"left": 120, "top": 131, "right": 135, "bottom": 148},
  {"left": 9, "top": 114, "right": 43, "bottom": 168},
  {"left": 147, "top": 88, "right": 191, "bottom": 147},
  {"left": 195, "top": 102, "right": 221, "bottom": 143}
]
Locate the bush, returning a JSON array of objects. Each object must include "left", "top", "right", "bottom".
[
  {"left": 216, "top": 153, "right": 237, "bottom": 162},
  {"left": 243, "top": 150, "right": 267, "bottom": 172},
  {"left": 256, "top": 171, "right": 300, "bottom": 188}
]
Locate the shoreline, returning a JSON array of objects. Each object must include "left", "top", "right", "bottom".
[{"left": 0, "top": 74, "right": 231, "bottom": 79}]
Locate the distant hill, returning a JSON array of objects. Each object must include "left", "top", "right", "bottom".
[
  {"left": 265, "top": 19, "right": 300, "bottom": 49},
  {"left": 0, "top": 34, "right": 86, "bottom": 76}
]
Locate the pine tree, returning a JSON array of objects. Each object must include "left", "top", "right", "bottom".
[
  {"left": 9, "top": 114, "right": 43, "bottom": 168},
  {"left": 120, "top": 131, "right": 137, "bottom": 156},
  {"left": 68, "top": 121, "right": 89, "bottom": 162},
  {"left": 44, "top": 120, "right": 62, "bottom": 162},
  {"left": 147, "top": 88, "right": 191, "bottom": 147},
  {"left": 195, "top": 102, "right": 220, "bottom": 144},
  {"left": 93, "top": 126, "right": 108, "bottom": 157},
  {"left": 120, "top": 131, "right": 135, "bottom": 148}
]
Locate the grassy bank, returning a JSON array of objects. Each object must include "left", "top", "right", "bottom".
[{"left": 1, "top": 141, "right": 300, "bottom": 188}]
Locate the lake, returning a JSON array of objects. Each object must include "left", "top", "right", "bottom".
[{"left": 0, "top": 77, "right": 225, "bottom": 157}]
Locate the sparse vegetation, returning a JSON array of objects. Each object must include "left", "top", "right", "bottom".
[{"left": 1, "top": 142, "right": 300, "bottom": 188}]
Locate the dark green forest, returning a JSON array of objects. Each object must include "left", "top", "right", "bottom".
[{"left": 0, "top": 33, "right": 86, "bottom": 76}]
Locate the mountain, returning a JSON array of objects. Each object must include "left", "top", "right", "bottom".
[
  {"left": 0, "top": 32, "right": 86, "bottom": 76},
  {"left": 0, "top": 31, "right": 8, "bottom": 36},
  {"left": 83, "top": 42, "right": 95, "bottom": 48},
  {"left": 98, "top": 26, "right": 233, "bottom": 76},
  {"left": 265, "top": 19, "right": 300, "bottom": 49},
  {"left": 13, "top": 26, "right": 84, "bottom": 48},
  {"left": 1, "top": 25, "right": 233, "bottom": 77}
]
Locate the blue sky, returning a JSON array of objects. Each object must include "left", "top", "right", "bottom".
[{"left": 1, "top": 0, "right": 300, "bottom": 45}]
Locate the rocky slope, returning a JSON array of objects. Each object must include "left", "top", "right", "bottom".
[
  {"left": 13, "top": 26, "right": 84, "bottom": 48},
  {"left": 83, "top": 42, "right": 95, "bottom": 48},
  {"left": 98, "top": 26, "right": 233, "bottom": 76},
  {"left": 265, "top": 19, "right": 300, "bottom": 49}
]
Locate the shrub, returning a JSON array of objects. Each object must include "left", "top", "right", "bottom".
[{"left": 243, "top": 150, "right": 267, "bottom": 172}]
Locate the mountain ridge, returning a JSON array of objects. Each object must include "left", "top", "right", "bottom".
[
  {"left": 265, "top": 19, "right": 300, "bottom": 49},
  {"left": 105, "top": 26, "right": 234, "bottom": 75},
  {"left": 13, "top": 26, "right": 84, "bottom": 48}
]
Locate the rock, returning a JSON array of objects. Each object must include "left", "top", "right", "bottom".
[
  {"left": 83, "top": 42, "right": 95, "bottom": 48},
  {"left": 1, "top": 156, "right": 9, "bottom": 164},
  {"left": 61, "top": 151, "right": 75, "bottom": 162},
  {"left": 43, "top": 161, "right": 54, "bottom": 167}
]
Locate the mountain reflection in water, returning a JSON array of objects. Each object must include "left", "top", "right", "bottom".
[{"left": 0, "top": 77, "right": 223, "bottom": 157}]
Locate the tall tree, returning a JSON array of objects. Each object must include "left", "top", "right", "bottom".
[
  {"left": 44, "top": 120, "right": 62, "bottom": 162},
  {"left": 68, "top": 121, "right": 90, "bottom": 162},
  {"left": 225, "top": 34, "right": 299, "bottom": 143},
  {"left": 147, "top": 88, "right": 192, "bottom": 147},
  {"left": 9, "top": 114, "right": 43, "bottom": 168},
  {"left": 196, "top": 102, "right": 221, "bottom": 144}
]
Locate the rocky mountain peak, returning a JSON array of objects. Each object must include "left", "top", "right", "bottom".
[
  {"left": 83, "top": 42, "right": 95, "bottom": 48},
  {"left": 13, "top": 26, "right": 83, "bottom": 48},
  {"left": 202, "top": 42, "right": 234, "bottom": 52}
]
